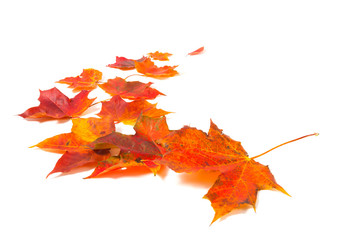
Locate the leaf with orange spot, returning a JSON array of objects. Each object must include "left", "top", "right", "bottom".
[
  {"left": 97, "top": 95, "right": 170, "bottom": 125},
  {"left": 57, "top": 68, "right": 102, "bottom": 91},
  {"left": 188, "top": 46, "right": 204, "bottom": 56},
  {"left": 107, "top": 56, "right": 146, "bottom": 70},
  {"left": 19, "top": 87, "right": 95, "bottom": 119},
  {"left": 98, "top": 77, "right": 164, "bottom": 100},
  {"left": 135, "top": 58, "right": 178, "bottom": 79},
  {"left": 147, "top": 51, "right": 172, "bottom": 61}
]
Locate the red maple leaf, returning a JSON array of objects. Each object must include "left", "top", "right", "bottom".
[
  {"left": 19, "top": 87, "right": 95, "bottom": 119},
  {"left": 107, "top": 56, "right": 146, "bottom": 70}
]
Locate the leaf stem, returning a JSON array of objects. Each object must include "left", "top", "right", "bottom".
[
  {"left": 251, "top": 133, "right": 319, "bottom": 160},
  {"left": 124, "top": 74, "right": 145, "bottom": 80}
]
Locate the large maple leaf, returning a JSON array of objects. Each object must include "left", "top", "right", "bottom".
[
  {"left": 157, "top": 120, "right": 294, "bottom": 223},
  {"left": 98, "top": 77, "right": 164, "bottom": 100},
  {"left": 135, "top": 58, "right": 178, "bottom": 79},
  {"left": 56, "top": 68, "right": 102, "bottom": 91},
  {"left": 19, "top": 87, "right": 95, "bottom": 119}
]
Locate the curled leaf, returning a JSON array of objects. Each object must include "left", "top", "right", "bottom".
[{"left": 188, "top": 46, "right": 204, "bottom": 56}]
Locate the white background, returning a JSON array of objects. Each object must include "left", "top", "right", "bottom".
[{"left": 1, "top": 0, "right": 359, "bottom": 239}]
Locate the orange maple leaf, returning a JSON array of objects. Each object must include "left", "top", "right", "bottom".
[
  {"left": 157, "top": 120, "right": 317, "bottom": 223},
  {"left": 19, "top": 87, "right": 95, "bottom": 119},
  {"left": 98, "top": 77, "right": 164, "bottom": 100},
  {"left": 135, "top": 58, "right": 178, "bottom": 79},
  {"left": 57, "top": 68, "right": 102, "bottom": 91},
  {"left": 147, "top": 51, "right": 172, "bottom": 61}
]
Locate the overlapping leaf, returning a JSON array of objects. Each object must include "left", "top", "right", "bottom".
[
  {"left": 57, "top": 68, "right": 102, "bottom": 91},
  {"left": 19, "top": 87, "right": 95, "bottom": 119},
  {"left": 98, "top": 77, "right": 164, "bottom": 100},
  {"left": 97, "top": 95, "right": 170, "bottom": 125},
  {"left": 157, "top": 120, "right": 289, "bottom": 223},
  {"left": 135, "top": 58, "right": 178, "bottom": 79},
  {"left": 107, "top": 56, "right": 146, "bottom": 70}
]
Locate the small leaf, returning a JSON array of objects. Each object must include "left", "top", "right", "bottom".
[
  {"left": 98, "top": 77, "right": 164, "bottom": 100},
  {"left": 135, "top": 58, "right": 178, "bottom": 79},
  {"left": 57, "top": 68, "right": 102, "bottom": 91},
  {"left": 147, "top": 51, "right": 172, "bottom": 61},
  {"left": 107, "top": 56, "right": 146, "bottom": 70},
  {"left": 188, "top": 46, "right": 204, "bottom": 56},
  {"left": 19, "top": 87, "right": 95, "bottom": 119}
]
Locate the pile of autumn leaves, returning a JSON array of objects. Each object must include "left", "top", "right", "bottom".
[{"left": 20, "top": 47, "right": 289, "bottom": 224}]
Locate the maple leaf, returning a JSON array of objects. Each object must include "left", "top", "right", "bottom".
[
  {"left": 57, "top": 68, "right": 102, "bottom": 91},
  {"left": 157, "top": 120, "right": 316, "bottom": 223},
  {"left": 98, "top": 77, "right": 164, "bottom": 100},
  {"left": 147, "top": 51, "right": 172, "bottom": 61},
  {"left": 19, "top": 87, "right": 95, "bottom": 119},
  {"left": 135, "top": 58, "right": 179, "bottom": 79},
  {"left": 97, "top": 95, "right": 170, "bottom": 125},
  {"left": 107, "top": 56, "right": 146, "bottom": 70},
  {"left": 188, "top": 46, "right": 204, "bottom": 56}
]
